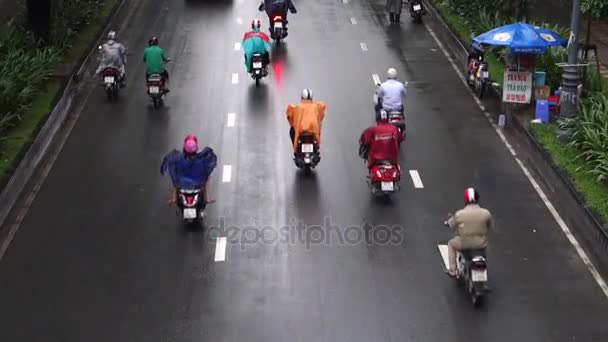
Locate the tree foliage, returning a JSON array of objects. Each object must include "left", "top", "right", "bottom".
[{"left": 581, "top": 0, "right": 608, "bottom": 20}]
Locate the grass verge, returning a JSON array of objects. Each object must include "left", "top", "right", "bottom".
[
  {"left": 531, "top": 123, "right": 608, "bottom": 226},
  {"left": 0, "top": 0, "right": 117, "bottom": 185}
]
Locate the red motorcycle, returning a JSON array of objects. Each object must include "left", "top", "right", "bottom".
[
  {"left": 368, "top": 160, "right": 401, "bottom": 196},
  {"left": 102, "top": 67, "right": 121, "bottom": 101}
]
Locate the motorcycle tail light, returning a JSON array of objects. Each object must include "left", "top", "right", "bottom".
[
  {"left": 273, "top": 16, "right": 282, "bottom": 21},
  {"left": 375, "top": 170, "right": 382, "bottom": 178}
]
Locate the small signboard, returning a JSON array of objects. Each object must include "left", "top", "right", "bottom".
[{"left": 503, "top": 71, "right": 533, "bottom": 104}]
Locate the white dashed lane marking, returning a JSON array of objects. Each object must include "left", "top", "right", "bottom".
[
  {"left": 227, "top": 113, "right": 236, "bottom": 127},
  {"left": 222, "top": 165, "right": 232, "bottom": 183},
  {"left": 372, "top": 74, "right": 380, "bottom": 85},
  {"left": 231, "top": 73, "right": 238, "bottom": 84},
  {"left": 350, "top": 17, "right": 357, "bottom": 25},
  {"left": 215, "top": 237, "right": 227, "bottom": 262},
  {"left": 234, "top": 42, "right": 241, "bottom": 51},
  {"left": 360, "top": 42, "right": 368, "bottom": 51},
  {"left": 409, "top": 170, "right": 424, "bottom": 188}
]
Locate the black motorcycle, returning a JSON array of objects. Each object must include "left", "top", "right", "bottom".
[
  {"left": 250, "top": 53, "right": 268, "bottom": 86},
  {"left": 294, "top": 132, "right": 320, "bottom": 170},
  {"left": 177, "top": 189, "right": 206, "bottom": 224},
  {"left": 408, "top": 0, "right": 427, "bottom": 22}
]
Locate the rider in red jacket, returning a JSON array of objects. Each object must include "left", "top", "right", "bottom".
[{"left": 359, "top": 110, "right": 402, "bottom": 166}]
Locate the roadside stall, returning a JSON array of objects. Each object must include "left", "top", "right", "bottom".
[{"left": 471, "top": 23, "right": 567, "bottom": 125}]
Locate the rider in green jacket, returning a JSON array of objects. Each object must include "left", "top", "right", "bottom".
[{"left": 143, "top": 36, "right": 170, "bottom": 91}]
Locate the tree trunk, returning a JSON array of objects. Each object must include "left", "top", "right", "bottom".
[{"left": 26, "top": 0, "right": 51, "bottom": 42}]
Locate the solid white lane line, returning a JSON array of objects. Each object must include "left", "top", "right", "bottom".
[
  {"left": 424, "top": 22, "right": 608, "bottom": 299},
  {"left": 234, "top": 42, "right": 241, "bottom": 51},
  {"left": 215, "top": 237, "right": 227, "bottom": 262},
  {"left": 409, "top": 170, "right": 424, "bottom": 188},
  {"left": 350, "top": 17, "right": 358, "bottom": 25},
  {"left": 232, "top": 73, "right": 238, "bottom": 84},
  {"left": 437, "top": 244, "right": 450, "bottom": 270},
  {"left": 360, "top": 42, "right": 368, "bottom": 51},
  {"left": 227, "top": 113, "right": 236, "bottom": 127},
  {"left": 222, "top": 165, "right": 232, "bottom": 182},
  {"left": 372, "top": 73, "right": 381, "bottom": 85}
]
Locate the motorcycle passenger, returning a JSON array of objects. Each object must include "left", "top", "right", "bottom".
[
  {"left": 286, "top": 89, "right": 326, "bottom": 156},
  {"left": 242, "top": 19, "right": 271, "bottom": 74},
  {"left": 359, "top": 110, "right": 402, "bottom": 167},
  {"left": 445, "top": 187, "right": 494, "bottom": 277},
  {"left": 258, "top": 0, "right": 297, "bottom": 38},
  {"left": 160, "top": 135, "right": 217, "bottom": 206},
  {"left": 375, "top": 67, "right": 407, "bottom": 121},
  {"left": 96, "top": 31, "right": 127, "bottom": 86},
  {"left": 467, "top": 47, "right": 485, "bottom": 76},
  {"left": 143, "top": 36, "right": 170, "bottom": 92}
]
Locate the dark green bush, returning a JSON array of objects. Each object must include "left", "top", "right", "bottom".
[{"left": 0, "top": 22, "right": 60, "bottom": 135}]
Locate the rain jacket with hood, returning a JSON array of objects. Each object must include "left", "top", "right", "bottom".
[
  {"left": 96, "top": 39, "right": 127, "bottom": 76},
  {"left": 160, "top": 147, "right": 217, "bottom": 190},
  {"left": 286, "top": 100, "right": 326, "bottom": 151},
  {"left": 359, "top": 121, "right": 402, "bottom": 166},
  {"left": 242, "top": 28, "right": 271, "bottom": 73},
  {"left": 385, "top": 0, "right": 403, "bottom": 15}
]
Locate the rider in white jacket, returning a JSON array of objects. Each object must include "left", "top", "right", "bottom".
[
  {"left": 375, "top": 67, "right": 407, "bottom": 120},
  {"left": 96, "top": 31, "right": 127, "bottom": 85}
]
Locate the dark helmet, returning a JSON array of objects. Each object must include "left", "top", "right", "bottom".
[{"left": 148, "top": 36, "right": 159, "bottom": 46}]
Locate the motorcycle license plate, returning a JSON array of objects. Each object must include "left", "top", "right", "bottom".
[
  {"left": 274, "top": 22, "right": 283, "bottom": 29},
  {"left": 381, "top": 182, "right": 394, "bottom": 191},
  {"left": 482, "top": 71, "right": 489, "bottom": 78},
  {"left": 253, "top": 61, "right": 263, "bottom": 69},
  {"left": 301, "top": 144, "right": 314, "bottom": 153},
  {"left": 183, "top": 208, "right": 197, "bottom": 219},
  {"left": 413, "top": 4, "right": 422, "bottom": 11},
  {"left": 471, "top": 269, "right": 487, "bottom": 282},
  {"left": 104, "top": 76, "right": 115, "bottom": 83},
  {"left": 149, "top": 86, "right": 160, "bottom": 94}
]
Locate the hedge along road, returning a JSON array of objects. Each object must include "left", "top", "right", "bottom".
[{"left": 1, "top": 0, "right": 608, "bottom": 341}]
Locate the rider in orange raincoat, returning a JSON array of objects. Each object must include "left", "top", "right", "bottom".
[{"left": 286, "top": 89, "right": 326, "bottom": 153}]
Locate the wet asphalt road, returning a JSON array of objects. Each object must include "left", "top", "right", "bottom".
[{"left": 1, "top": 0, "right": 608, "bottom": 341}]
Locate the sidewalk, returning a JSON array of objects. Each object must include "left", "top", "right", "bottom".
[{"left": 589, "top": 21, "right": 608, "bottom": 78}]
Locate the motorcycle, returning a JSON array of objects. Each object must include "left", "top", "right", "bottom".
[
  {"left": 443, "top": 216, "right": 489, "bottom": 306},
  {"left": 467, "top": 58, "right": 490, "bottom": 98},
  {"left": 367, "top": 160, "right": 401, "bottom": 196},
  {"left": 294, "top": 132, "right": 320, "bottom": 170},
  {"left": 101, "top": 67, "right": 121, "bottom": 101},
  {"left": 146, "top": 59, "right": 170, "bottom": 108},
  {"left": 409, "top": 0, "right": 427, "bottom": 22},
  {"left": 250, "top": 53, "right": 268, "bottom": 86},
  {"left": 374, "top": 83, "right": 408, "bottom": 140},
  {"left": 271, "top": 14, "right": 287, "bottom": 44},
  {"left": 177, "top": 188, "right": 206, "bottom": 224},
  {"left": 385, "top": 110, "right": 406, "bottom": 140}
]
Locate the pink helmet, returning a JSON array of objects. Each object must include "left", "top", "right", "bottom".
[{"left": 183, "top": 134, "right": 199, "bottom": 155}]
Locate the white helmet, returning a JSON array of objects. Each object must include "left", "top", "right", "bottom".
[
  {"left": 107, "top": 30, "right": 117, "bottom": 40},
  {"left": 387, "top": 67, "right": 398, "bottom": 79},
  {"left": 378, "top": 109, "right": 388, "bottom": 121},
  {"left": 301, "top": 88, "right": 313, "bottom": 100}
]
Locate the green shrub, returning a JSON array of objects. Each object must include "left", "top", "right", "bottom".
[
  {"left": 50, "top": 0, "right": 103, "bottom": 49},
  {"left": 569, "top": 93, "right": 608, "bottom": 182},
  {"left": 0, "top": 23, "right": 60, "bottom": 135}
]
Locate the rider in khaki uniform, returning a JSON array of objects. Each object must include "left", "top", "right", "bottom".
[{"left": 446, "top": 187, "right": 494, "bottom": 276}]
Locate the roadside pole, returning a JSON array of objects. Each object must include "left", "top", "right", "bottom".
[{"left": 557, "top": 0, "right": 582, "bottom": 141}]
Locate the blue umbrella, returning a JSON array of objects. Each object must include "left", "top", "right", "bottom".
[{"left": 472, "top": 22, "right": 567, "bottom": 54}]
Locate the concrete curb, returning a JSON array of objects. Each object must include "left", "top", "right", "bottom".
[
  {"left": 0, "top": 0, "right": 128, "bottom": 229},
  {"left": 423, "top": 0, "right": 608, "bottom": 262}
]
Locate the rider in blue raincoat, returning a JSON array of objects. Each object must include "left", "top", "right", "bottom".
[
  {"left": 160, "top": 134, "right": 217, "bottom": 205},
  {"left": 242, "top": 19, "right": 271, "bottom": 74}
]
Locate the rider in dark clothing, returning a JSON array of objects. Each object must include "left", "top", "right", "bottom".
[{"left": 258, "top": 0, "right": 297, "bottom": 38}]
